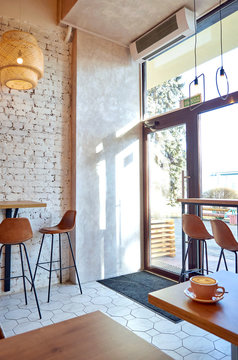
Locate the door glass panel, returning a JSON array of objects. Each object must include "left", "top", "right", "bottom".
[
  {"left": 200, "top": 104, "right": 238, "bottom": 272},
  {"left": 148, "top": 124, "right": 187, "bottom": 274}
]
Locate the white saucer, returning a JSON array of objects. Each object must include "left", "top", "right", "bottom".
[{"left": 184, "top": 287, "right": 224, "bottom": 303}]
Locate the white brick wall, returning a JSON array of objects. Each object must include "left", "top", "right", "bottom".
[{"left": 0, "top": 17, "right": 72, "bottom": 293}]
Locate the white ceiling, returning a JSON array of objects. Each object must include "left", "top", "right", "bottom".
[{"left": 61, "top": 0, "right": 222, "bottom": 46}]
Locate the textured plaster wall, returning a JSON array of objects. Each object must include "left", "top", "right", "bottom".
[
  {"left": 0, "top": 17, "right": 72, "bottom": 293},
  {"left": 74, "top": 30, "right": 141, "bottom": 282}
]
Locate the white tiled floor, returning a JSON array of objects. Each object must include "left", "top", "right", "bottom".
[{"left": 0, "top": 281, "right": 231, "bottom": 360}]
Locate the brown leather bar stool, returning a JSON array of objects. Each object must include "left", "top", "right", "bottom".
[
  {"left": 179, "top": 214, "right": 214, "bottom": 282},
  {"left": 0, "top": 218, "right": 41, "bottom": 319},
  {"left": 211, "top": 219, "right": 238, "bottom": 273},
  {"left": 33, "top": 210, "right": 82, "bottom": 302}
]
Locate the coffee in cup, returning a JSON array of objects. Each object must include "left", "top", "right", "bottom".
[{"left": 190, "top": 276, "right": 225, "bottom": 300}]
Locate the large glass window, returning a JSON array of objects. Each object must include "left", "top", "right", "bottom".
[
  {"left": 144, "top": 9, "right": 238, "bottom": 119},
  {"left": 200, "top": 104, "right": 238, "bottom": 272}
]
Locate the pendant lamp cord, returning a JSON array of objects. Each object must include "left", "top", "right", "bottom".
[
  {"left": 216, "top": 0, "right": 229, "bottom": 100},
  {"left": 193, "top": 0, "right": 197, "bottom": 79},
  {"left": 219, "top": 0, "right": 223, "bottom": 69},
  {"left": 189, "top": 0, "right": 205, "bottom": 110},
  {"left": 19, "top": 0, "right": 22, "bottom": 29}
]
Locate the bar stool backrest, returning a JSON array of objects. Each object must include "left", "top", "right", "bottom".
[
  {"left": 182, "top": 214, "right": 213, "bottom": 240},
  {"left": 211, "top": 219, "right": 238, "bottom": 250},
  {"left": 57, "top": 210, "right": 76, "bottom": 231},
  {"left": 0, "top": 218, "right": 33, "bottom": 244}
]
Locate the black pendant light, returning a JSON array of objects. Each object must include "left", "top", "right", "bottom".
[{"left": 216, "top": 0, "right": 229, "bottom": 100}]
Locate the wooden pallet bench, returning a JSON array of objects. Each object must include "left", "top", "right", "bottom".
[{"left": 150, "top": 219, "right": 175, "bottom": 258}]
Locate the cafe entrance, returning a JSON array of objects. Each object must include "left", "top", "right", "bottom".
[{"left": 143, "top": 96, "right": 238, "bottom": 280}]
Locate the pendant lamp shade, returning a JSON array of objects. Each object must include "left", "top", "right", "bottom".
[{"left": 0, "top": 30, "right": 44, "bottom": 90}]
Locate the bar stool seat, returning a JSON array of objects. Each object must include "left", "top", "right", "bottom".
[
  {"left": 211, "top": 219, "right": 238, "bottom": 273},
  {"left": 39, "top": 226, "right": 73, "bottom": 234},
  {"left": 33, "top": 210, "right": 82, "bottom": 302},
  {"left": 0, "top": 218, "right": 41, "bottom": 319},
  {"left": 179, "top": 214, "right": 213, "bottom": 282}
]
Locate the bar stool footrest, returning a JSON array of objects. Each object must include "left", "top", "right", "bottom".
[{"left": 38, "top": 264, "right": 76, "bottom": 272}]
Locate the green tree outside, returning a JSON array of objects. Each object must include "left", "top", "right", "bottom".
[{"left": 147, "top": 76, "right": 186, "bottom": 206}]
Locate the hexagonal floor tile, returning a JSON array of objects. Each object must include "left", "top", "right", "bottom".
[
  {"left": 184, "top": 354, "right": 215, "bottom": 360},
  {"left": 112, "top": 297, "right": 134, "bottom": 307},
  {"left": 110, "top": 316, "right": 127, "bottom": 326},
  {"left": 40, "top": 301, "right": 63, "bottom": 311},
  {"left": 131, "top": 308, "right": 155, "bottom": 319},
  {"left": 91, "top": 296, "right": 112, "bottom": 305},
  {"left": 209, "top": 349, "right": 226, "bottom": 359},
  {"left": 214, "top": 338, "right": 231, "bottom": 356},
  {"left": 13, "top": 321, "right": 42, "bottom": 335},
  {"left": 127, "top": 318, "right": 153, "bottom": 332},
  {"left": 61, "top": 302, "right": 84, "bottom": 313},
  {"left": 154, "top": 320, "right": 181, "bottom": 334},
  {"left": 71, "top": 295, "right": 91, "bottom": 303},
  {"left": 84, "top": 304, "right": 108, "bottom": 314},
  {"left": 133, "top": 331, "right": 152, "bottom": 343},
  {"left": 106, "top": 306, "right": 131, "bottom": 317},
  {"left": 51, "top": 311, "right": 75, "bottom": 324},
  {"left": 152, "top": 334, "right": 182, "bottom": 350},
  {"left": 163, "top": 350, "right": 183, "bottom": 360},
  {"left": 28, "top": 310, "right": 54, "bottom": 321},
  {"left": 182, "top": 322, "right": 208, "bottom": 336},
  {"left": 5, "top": 309, "right": 31, "bottom": 320},
  {"left": 183, "top": 336, "right": 214, "bottom": 353}
]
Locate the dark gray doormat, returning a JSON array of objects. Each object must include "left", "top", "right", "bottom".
[{"left": 97, "top": 271, "right": 181, "bottom": 323}]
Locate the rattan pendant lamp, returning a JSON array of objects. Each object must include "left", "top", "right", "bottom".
[{"left": 0, "top": 30, "right": 44, "bottom": 90}]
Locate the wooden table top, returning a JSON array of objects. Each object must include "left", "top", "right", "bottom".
[
  {"left": 149, "top": 271, "right": 238, "bottom": 345},
  {"left": 0, "top": 201, "right": 47, "bottom": 209},
  {"left": 0, "top": 311, "right": 171, "bottom": 360},
  {"left": 177, "top": 198, "right": 238, "bottom": 206}
]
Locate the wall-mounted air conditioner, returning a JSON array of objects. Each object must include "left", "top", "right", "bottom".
[{"left": 129, "top": 7, "right": 194, "bottom": 63}]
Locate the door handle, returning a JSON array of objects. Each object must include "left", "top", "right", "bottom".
[{"left": 182, "top": 170, "right": 191, "bottom": 198}]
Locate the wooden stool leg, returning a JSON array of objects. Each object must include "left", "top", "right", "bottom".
[
  {"left": 19, "top": 244, "right": 27, "bottom": 305},
  {"left": 21, "top": 243, "right": 41, "bottom": 319},
  {"left": 48, "top": 234, "right": 54, "bottom": 302},
  {"left": 66, "top": 232, "right": 82, "bottom": 294},
  {"left": 59, "top": 234, "right": 62, "bottom": 284}
]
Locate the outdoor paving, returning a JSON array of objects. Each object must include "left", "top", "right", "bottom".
[{"left": 0, "top": 280, "right": 231, "bottom": 359}]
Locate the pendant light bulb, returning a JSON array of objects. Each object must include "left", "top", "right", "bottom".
[
  {"left": 220, "top": 67, "right": 225, "bottom": 76},
  {"left": 194, "top": 77, "right": 198, "bottom": 86},
  {"left": 17, "top": 50, "right": 23, "bottom": 64}
]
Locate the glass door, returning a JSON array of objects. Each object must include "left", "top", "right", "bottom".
[
  {"left": 143, "top": 92, "right": 238, "bottom": 280},
  {"left": 147, "top": 124, "right": 187, "bottom": 276},
  {"left": 200, "top": 103, "right": 238, "bottom": 272}
]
